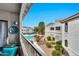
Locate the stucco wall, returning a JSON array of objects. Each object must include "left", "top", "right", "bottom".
[
  {"left": 0, "top": 10, "right": 19, "bottom": 45},
  {"left": 54, "top": 22, "right": 62, "bottom": 41},
  {"left": 22, "top": 27, "right": 34, "bottom": 34},
  {"left": 62, "top": 17, "right": 79, "bottom": 56},
  {"left": 45, "top": 22, "right": 62, "bottom": 41},
  {"left": 45, "top": 24, "right": 54, "bottom": 38}
]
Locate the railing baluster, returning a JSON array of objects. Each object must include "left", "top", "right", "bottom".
[{"left": 20, "top": 34, "right": 46, "bottom": 56}]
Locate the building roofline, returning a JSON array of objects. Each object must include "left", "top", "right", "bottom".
[
  {"left": 46, "top": 23, "right": 54, "bottom": 26},
  {"left": 22, "top": 26, "right": 34, "bottom": 30},
  {"left": 60, "top": 13, "right": 79, "bottom": 23}
]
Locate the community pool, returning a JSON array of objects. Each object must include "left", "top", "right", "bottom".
[
  {"left": 24, "top": 35, "right": 33, "bottom": 39},
  {"left": 24, "top": 35, "right": 33, "bottom": 43}
]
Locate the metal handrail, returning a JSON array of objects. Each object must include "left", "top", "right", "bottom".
[{"left": 21, "top": 34, "right": 46, "bottom": 56}]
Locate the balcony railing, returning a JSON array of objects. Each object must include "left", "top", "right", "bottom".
[{"left": 20, "top": 34, "right": 46, "bottom": 56}]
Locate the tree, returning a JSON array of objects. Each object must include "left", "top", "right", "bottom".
[{"left": 38, "top": 22, "right": 45, "bottom": 35}]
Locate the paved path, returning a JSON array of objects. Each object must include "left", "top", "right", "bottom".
[{"left": 39, "top": 43, "right": 53, "bottom": 56}]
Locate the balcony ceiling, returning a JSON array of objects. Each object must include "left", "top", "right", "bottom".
[{"left": 0, "top": 3, "right": 20, "bottom": 13}]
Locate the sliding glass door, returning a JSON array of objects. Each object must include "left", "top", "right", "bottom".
[{"left": 0, "top": 20, "right": 8, "bottom": 47}]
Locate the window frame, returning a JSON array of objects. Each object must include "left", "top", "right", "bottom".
[
  {"left": 55, "top": 26, "right": 61, "bottom": 30},
  {"left": 50, "top": 27, "right": 54, "bottom": 30},
  {"left": 65, "top": 40, "right": 68, "bottom": 47},
  {"left": 65, "top": 22, "right": 68, "bottom": 32}
]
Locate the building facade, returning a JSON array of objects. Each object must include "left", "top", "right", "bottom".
[
  {"left": 22, "top": 27, "right": 34, "bottom": 34},
  {"left": 45, "top": 21, "right": 62, "bottom": 41},
  {"left": 61, "top": 13, "right": 79, "bottom": 56}
]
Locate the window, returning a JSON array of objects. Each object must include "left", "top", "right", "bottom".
[
  {"left": 56, "top": 27, "right": 60, "bottom": 30},
  {"left": 22, "top": 29, "right": 23, "bottom": 31},
  {"left": 65, "top": 40, "right": 68, "bottom": 47},
  {"left": 65, "top": 22, "right": 68, "bottom": 32},
  {"left": 50, "top": 27, "right": 54, "bottom": 30}
]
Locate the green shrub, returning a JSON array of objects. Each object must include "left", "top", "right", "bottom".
[
  {"left": 47, "top": 36, "right": 51, "bottom": 41},
  {"left": 52, "top": 50, "right": 61, "bottom": 56},
  {"left": 55, "top": 45, "right": 61, "bottom": 51},
  {"left": 46, "top": 41, "right": 52, "bottom": 48},
  {"left": 56, "top": 40, "right": 62, "bottom": 45}
]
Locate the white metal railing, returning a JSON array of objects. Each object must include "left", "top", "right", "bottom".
[{"left": 20, "top": 34, "right": 46, "bottom": 56}]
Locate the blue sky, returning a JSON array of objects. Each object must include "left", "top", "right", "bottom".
[{"left": 22, "top": 3, "right": 79, "bottom": 27}]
